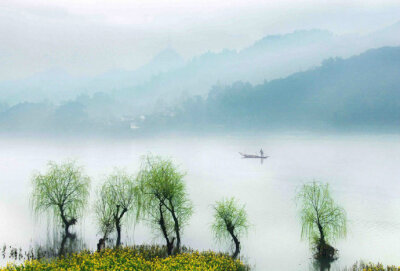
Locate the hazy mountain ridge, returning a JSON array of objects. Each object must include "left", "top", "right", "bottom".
[
  {"left": 87, "top": 23, "right": 400, "bottom": 111},
  {"left": 2, "top": 21, "right": 399, "bottom": 108},
  {"left": 0, "top": 48, "right": 186, "bottom": 105},
  {"left": 1, "top": 45, "right": 399, "bottom": 136},
  {"left": 1, "top": 23, "right": 400, "bottom": 136},
  {"left": 140, "top": 46, "right": 400, "bottom": 133}
]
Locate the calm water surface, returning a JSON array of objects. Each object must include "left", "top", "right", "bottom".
[{"left": 1, "top": 134, "right": 400, "bottom": 270}]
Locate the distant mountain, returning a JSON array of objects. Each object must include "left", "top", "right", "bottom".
[
  {"left": 1, "top": 46, "right": 399, "bottom": 136},
  {"left": 1, "top": 22, "right": 400, "bottom": 122},
  {"left": 0, "top": 68, "right": 86, "bottom": 104},
  {"left": 141, "top": 46, "right": 400, "bottom": 132},
  {"left": 367, "top": 21, "right": 400, "bottom": 48},
  {"left": 245, "top": 29, "right": 333, "bottom": 51},
  {"left": 132, "top": 29, "right": 337, "bottom": 97},
  {"left": 72, "top": 29, "right": 340, "bottom": 114},
  {"left": 89, "top": 47, "right": 185, "bottom": 91},
  {"left": 0, "top": 48, "right": 185, "bottom": 106},
  {"left": 144, "top": 47, "right": 185, "bottom": 75},
  {"left": 0, "top": 102, "right": 54, "bottom": 133},
  {"left": 110, "top": 26, "right": 399, "bottom": 104}
]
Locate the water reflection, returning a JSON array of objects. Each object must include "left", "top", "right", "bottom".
[
  {"left": 32, "top": 230, "right": 86, "bottom": 259},
  {"left": 239, "top": 156, "right": 268, "bottom": 164},
  {"left": 313, "top": 256, "right": 337, "bottom": 271},
  {"left": 2, "top": 231, "right": 87, "bottom": 263},
  {"left": 58, "top": 234, "right": 80, "bottom": 257},
  {"left": 312, "top": 246, "right": 339, "bottom": 271},
  {"left": 1, "top": 136, "right": 400, "bottom": 270}
]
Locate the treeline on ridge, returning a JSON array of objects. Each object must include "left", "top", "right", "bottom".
[{"left": 0, "top": 46, "right": 399, "bottom": 135}]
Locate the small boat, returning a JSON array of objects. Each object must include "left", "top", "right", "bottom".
[{"left": 239, "top": 152, "right": 269, "bottom": 159}]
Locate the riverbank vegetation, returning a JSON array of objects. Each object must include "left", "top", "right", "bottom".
[
  {"left": 94, "top": 169, "right": 141, "bottom": 247},
  {"left": 297, "top": 182, "right": 347, "bottom": 266},
  {"left": 14, "top": 156, "right": 250, "bottom": 269},
  {"left": 4, "top": 156, "right": 398, "bottom": 270},
  {"left": 212, "top": 197, "right": 249, "bottom": 259},
  {"left": 0, "top": 246, "right": 249, "bottom": 271},
  {"left": 138, "top": 155, "right": 193, "bottom": 255},
  {"left": 343, "top": 262, "right": 400, "bottom": 271}
]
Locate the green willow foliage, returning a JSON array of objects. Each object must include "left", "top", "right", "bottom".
[
  {"left": 212, "top": 197, "right": 249, "bottom": 259},
  {"left": 31, "top": 161, "right": 90, "bottom": 233},
  {"left": 297, "top": 181, "right": 347, "bottom": 247},
  {"left": 94, "top": 169, "right": 141, "bottom": 246},
  {"left": 138, "top": 155, "right": 193, "bottom": 254},
  {"left": 94, "top": 187, "right": 114, "bottom": 241}
]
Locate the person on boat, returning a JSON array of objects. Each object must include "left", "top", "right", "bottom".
[{"left": 260, "top": 148, "right": 264, "bottom": 157}]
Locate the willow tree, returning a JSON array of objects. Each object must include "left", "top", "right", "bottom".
[
  {"left": 94, "top": 169, "right": 141, "bottom": 247},
  {"left": 212, "top": 197, "right": 249, "bottom": 259},
  {"left": 138, "top": 155, "right": 193, "bottom": 255},
  {"left": 31, "top": 161, "right": 90, "bottom": 238},
  {"left": 94, "top": 188, "right": 114, "bottom": 248},
  {"left": 297, "top": 181, "right": 347, "bottom": 259}
]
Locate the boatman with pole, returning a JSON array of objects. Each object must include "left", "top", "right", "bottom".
[{"left": 260, "top": 148, "right": 264, "bottom": 157}]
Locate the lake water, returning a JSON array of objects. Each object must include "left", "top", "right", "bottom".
[{"left": 1, "top": 133, "right": 400, "bottom": 270}]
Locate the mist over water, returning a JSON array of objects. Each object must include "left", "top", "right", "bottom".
[
  {"left": 1, "top": 134, "right": 400, "bottom": 270},
  {"left": 1, "top": 1, "right": 400, "bottom": 270}
]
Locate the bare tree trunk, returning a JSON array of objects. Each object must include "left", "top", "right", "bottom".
[
  {"left": 116, "top": 220, "right": 122, "bottom": 247},
  {"left": 159, "top": 203, "right": 174, "bottom": 255},
  {"left": 317, "top": 221, "right": 326, "bottom": 257},
  {"left": 97, "top": 237, "right": 106, "bottom": 252},
  {"left": 115, "top": 205, "right": 127, "bottom": 247},
  {"left": 58, "top": 235, "right": 68, "bottom": 257},
  {"left": 227, "top": 224, "right": 240, "bottom": 259},
  {"left": 316, "top": 220, "right": 336, "bottom": 261},
  {"left": 317, "top": 222, "right": 325, "bottom": 245},
  {"left": 167, "top": 200, "right": 181, "bottom": 253},
  {"left": 231, "top": 232, "right": 240, "bottom": 259},
  {"left": 58, "top": 231, "right": 77, "bottom": 257},
  {"left": 58, "top": 205, "right": 76, "bottom": 238}
]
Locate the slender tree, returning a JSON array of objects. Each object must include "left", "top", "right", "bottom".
[
  {"left": 94, "top": 169, "right": 141, "bottom": 247},
  {"left": 138, "top": 155, "right": 193, "bottom": 255},
  {"left": 31, "top": 161, "right": 90, "bottom": 238},
  {"left": 94, "top": 188, "right": 114, "bottom": 248},
  {"left": 144, "top": 196, "right": 176, "bottom": 255},
  {"left": 212, "top": 197, "right": 249, "bottom": 259},
  {"left": 297, "top": 181, "right": 347, "bottom": 259}
]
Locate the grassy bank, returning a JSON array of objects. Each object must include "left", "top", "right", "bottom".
[
  {"left": 344, "top": 262, "right": 400, "bottom": 271},
  {"left": 1, "top": 246, "right": 249, "bottom": 271}
]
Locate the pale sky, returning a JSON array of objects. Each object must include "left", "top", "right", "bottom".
[{"left": 1, "top": 0, "right": 400, "bottom": 80}]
